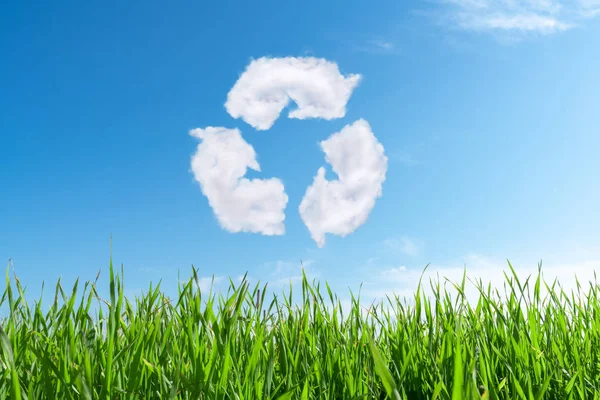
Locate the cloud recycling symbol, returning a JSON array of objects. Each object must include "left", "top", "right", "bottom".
[{"left": 189, "top": 56, "right": 388, "bottom": 248}]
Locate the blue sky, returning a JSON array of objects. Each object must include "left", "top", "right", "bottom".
[{"left": 1, "top": 0, "right": 599, "bottom": 307}]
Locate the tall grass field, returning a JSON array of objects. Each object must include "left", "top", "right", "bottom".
[{"left": 1, "top": 256, "right": 599, "bottom": 399}]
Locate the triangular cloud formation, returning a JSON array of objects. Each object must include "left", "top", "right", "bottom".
[{"left": 191, "top": 57, "right": 387, "bottom": 247}]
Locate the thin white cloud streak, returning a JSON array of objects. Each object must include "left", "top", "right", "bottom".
[
  {"left": 299, "top": 119, "right": 388, "bottom": 248},
  {"left": 437, "top": 0, "right": 600, "bottom": 35},
  {"left": 459, "top": 13, "right": 570, "bottom": 33},
  {"left": 352, "top": 38, "right": 397, "bottom": 54},
  {"left": 225, "top": 57, "right": 361, "bottom": 130},
  {"left": 189, "top": 127, "right": 288, "bottom": 235},
  {"left": 369, "top": 39, "right": 395, "bottom": 51}
]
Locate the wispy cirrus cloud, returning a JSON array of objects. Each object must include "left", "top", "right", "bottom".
[
  {"left": 352, "top": 38, "right": 397, "bottom": 54},
  {"left": 362, "top": 253, "right": 600, "bottom": 306},
  {"left": 578, "top": 0, "right": 600, "bottom": 16},
  {"left": 432, "top": 0, "right": 600, "bottom": 37}
]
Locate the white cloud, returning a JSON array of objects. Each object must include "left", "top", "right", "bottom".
[
  {"left": 299, "top": 119, "right": 388, "bottom": 248},
  {"left": 369, "top": 39, "right": 395, "bottom": 51},
  {"left": 189, "top": 126, "right": 288, "bottom": 235},
  {"left": 225, "top": 57, "right": 361, "bottom": 130},
  {"left": 197, "top": 276, "right": 224, "bottom": 292},
  {"left": 460, "top": 13, "right": 570, "bottom": 33},
  {"left": 436, "top": 0, "right": 600, "bottom": 35},
  {"left": 379, "top": 266, "right": 408, "bottom": 281},
  {"left": 363, "top": 253, "right": 600, "bottom": 307},
  {"left": 260, "top": 259, "right": 318, "bottom": 287},
  {"left": 578, "top": 0, "right": 600, "bottom": 16},
  {"left": 353, "top": 38, "right": 397, "bottom": 54},
  {"left": 384, "top": 237, "right": 422, "bottom": 256}
]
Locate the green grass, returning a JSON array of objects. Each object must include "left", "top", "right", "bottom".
[{"left": 1, "top": 256, "right": 599, "bottom": 399}]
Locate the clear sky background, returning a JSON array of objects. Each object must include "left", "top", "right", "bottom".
[{"left": 1, "top": 0, "right": 599, "bottom": 308}]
